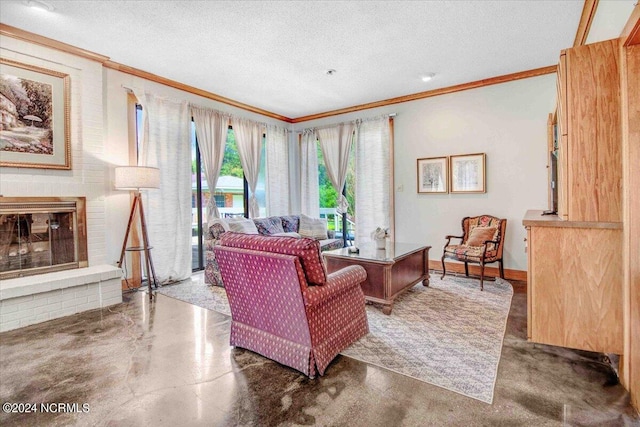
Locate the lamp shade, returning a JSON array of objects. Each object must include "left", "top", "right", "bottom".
[{"left": 115, "top": 166, "right": 160, "bottom": 190}]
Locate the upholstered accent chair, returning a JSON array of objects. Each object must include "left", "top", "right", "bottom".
[
  {"left": 440, "top": 215, "right": 507, "bottom": 291},
  {"left": 214, "top": 232, "right": 369, "bottom": 377}
]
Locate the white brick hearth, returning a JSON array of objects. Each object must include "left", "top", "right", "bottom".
[{"left": 0, "top": 265, "right": 122, "bottom": 332}]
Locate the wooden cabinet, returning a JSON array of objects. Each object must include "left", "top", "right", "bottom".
[
  {"left": 555, "top": 39, "right": 622, "bottom": 222},
  {"left": 524, "top": 39, "right": 624, "bottom": 355},
  {"left": 524, "top": 212, "right": 623, "bottom": 354}
]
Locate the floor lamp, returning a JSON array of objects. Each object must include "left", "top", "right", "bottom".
[{"left": 115, "top": 166, "right": 160, "bottom": 300}]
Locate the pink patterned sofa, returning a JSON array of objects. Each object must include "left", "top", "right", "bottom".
[
  {"left": 214, "top": 232, "right": 369, "bottom": 377},
  {"left": 205, "top": 215, "right": 343, "bottom": 287}
]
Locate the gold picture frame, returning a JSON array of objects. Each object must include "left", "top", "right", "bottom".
[
  {"left": 417, "top": 156, "right": 448, "bottom": 194},
  {"left": 0, "top": 58, "right": 71, "bottom": 170},
  {"left": 449, "top": 153, "right": 486, "bottom": 193}
]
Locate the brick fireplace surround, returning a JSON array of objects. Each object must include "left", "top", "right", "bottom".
[{"left": 0, "top": 197, "right": 122, "bottom": 332}]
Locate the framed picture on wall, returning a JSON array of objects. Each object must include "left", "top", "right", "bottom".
[
  {"left": 450, "top": 153, "right": 486, "bottom": 193},
  {"left": 0, "top": 58, "right": 71, "bottom": 170},
  {"left": 417, "top": 156, "right": 448, "bottom": 194}
]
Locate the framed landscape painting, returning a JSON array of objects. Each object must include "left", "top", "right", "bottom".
[
  {"left": 450, "top": 153, "right": 486, "bottom": 193},
  {"left": 0, "top": 58, "right": 71, "bottom": 170},
  {"left": 417, "top": 156, "right": 448, "bottom": 194}
]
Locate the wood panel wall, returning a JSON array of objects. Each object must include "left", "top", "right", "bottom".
[{"left": 622, "top": 41, "right": 640, "bottom": 412}]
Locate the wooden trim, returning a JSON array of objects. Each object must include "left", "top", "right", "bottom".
[
  {"left": 428, "top": 260, "right": 527, "bottom": 282},
  {"left": 103, "top": 60, "right": 292, "bottom": 123},
  {"left": 388, "top": 117, "right": 395, "bottom": 241},
  {"left": 1, "top": 23, "right": 558, "bottom": 125},
  {"left": 621, "top": 4, "right": 640, "bottom": 47},
  {"left": 291, "top": 65, "right": 557, "bottom": 123},
  {"left": 0, "top": 23, "right": 110, "bottom": 63},
  {"left": 573, "top": 0, "right": 599, "bottom": 46}
]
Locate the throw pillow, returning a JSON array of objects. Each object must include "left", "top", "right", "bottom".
[
  {"left": 280, "top": 215, "right": 300, "bottom": 233},
  {"left": 466, "top": 226, "right": 498, "bottom": 247},
  {"left": 227, "top": 217, "right": 259, "bottom": 234},
  {"left": 207, "top": 218, "right": 229, "bottom": 240},
  {"left": 298, "top": 214, "right": 328, "bottom": 240},
  {"left": 253, "top": 216, "right": 285, "bottom": 235}
]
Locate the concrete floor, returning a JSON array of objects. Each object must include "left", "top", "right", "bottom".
[{"left": 0, "top": 277, "right": 638, "bottom": 427}]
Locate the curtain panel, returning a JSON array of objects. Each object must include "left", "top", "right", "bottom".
[
  {"left": 355, "top": 117, "right": 391, "bottom": 244},
  {"left": 300, "top": 129, "right": 320, "bottom": 218},
  {"left": 317, "top": 123, "right": 355, "bottom": 214},
  {"left": 266, "top": 125, "right": 290, "bottom": 216},
  {"left": 191, "top": 106, "right": 229, "bottom": 225},
  {"left": 135, "top": 91, "right": 192, "bottom": 283},
  {"left": 232, "top": 118, "right": 264, "bottom": 218}
]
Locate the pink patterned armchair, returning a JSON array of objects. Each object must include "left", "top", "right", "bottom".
[{"left": 214, "top": 232, "right": 369, "bottom": 377}]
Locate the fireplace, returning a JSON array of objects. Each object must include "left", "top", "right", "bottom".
[{"left": 0, "top": 197, "right": 88, "bottom": 279}]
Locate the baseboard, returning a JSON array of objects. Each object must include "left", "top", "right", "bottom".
[{"left": 428, "top": 260, "right": 527, "bottom": 282}]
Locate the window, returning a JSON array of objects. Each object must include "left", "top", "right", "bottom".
[
  {"left": 317, "top": 141, "right": 355, "bottom": 246},
  {"left": 136, "top": 106, "right": 267, "bottom": 272},
  {"left": 191, "top": 125, "right": 267, "bottom": 270},
  {"left": 213, "top": 194, "right": 225, "bottom": 208}
]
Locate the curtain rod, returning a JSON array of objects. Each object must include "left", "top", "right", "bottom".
[
  {"left": 297, "top": 113, "right": 397, "bottom": 133},
  {"left": 123, "top": 84, "right": 289, "bottom": 131}
]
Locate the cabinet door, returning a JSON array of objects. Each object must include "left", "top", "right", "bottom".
[
  {"left": 566, "top": 40, "right": 621, "bottom": 222},
  {"left": 556, "top": 52, "right": 569, "bottom": 219},
  {"left": 529, "top": 226, "right": 623, "bottom": 354},
  {"left": 556, "top": 52, "right": 567, "bottom": 137},
  {"left": 557, "top": 134, "right": 569, "bottom": 220}
]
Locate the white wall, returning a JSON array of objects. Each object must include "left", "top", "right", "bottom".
[
  {"left": 0, "top": 35, "right": 108, "bottom": 266},
  {"left": 294, "top": 74, "right": 556, "bottom": 272}
]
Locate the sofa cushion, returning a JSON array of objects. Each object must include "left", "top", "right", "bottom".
[
  {"left": 273, "top": 232, "right": 301, "bottom": 238},
  {"left": 281, "top": 215, "right": 300, "bottom": 233},
  {"left": 219, "top": 232, "right": 327, "bottom": 285},
  {"left": 299, "top": 214, "right": 328, "bottom": 240},
  {"left": 253, "top": 216, "right": 285, "bottom": 235},
  {"left": 227, "top": 217, "right": 259, "bottom": 234}
]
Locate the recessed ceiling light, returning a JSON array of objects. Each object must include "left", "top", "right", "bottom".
[
  {"left": 24, "top": 0, "right": 54, "bottom": 12},
  {"left": 421, "top": 73, "right": 436, "bottom": 82},
  {"left": 326, "top": 69, "right": 337, "bottom": 76}
]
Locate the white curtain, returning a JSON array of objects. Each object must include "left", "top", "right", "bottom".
[
  {"left": 355, "top": 117, "right": 391, "bottom": 244},
  {"left": 300, "top": 129, "right": 319, "bottom": 218},
  {"left": 317, "top": 123, "right": 355, "bottom": 214},
  {"left": 232, "top": 118, "right": 263, "bottom": 218},
  {"left": 266, "top": 125, "right": 290, "bottom": 216},
  {"left": 191, "top": 106, "right": 228, "bottom": 225},
  {"left": 135, "top": 91, "right": 192, "bottom": 283}
]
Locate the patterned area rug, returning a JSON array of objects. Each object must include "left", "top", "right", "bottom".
[{"left": 156, "top": 273, "right": 513, "bottom": 404}]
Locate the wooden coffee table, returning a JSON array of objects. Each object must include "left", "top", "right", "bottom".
[{"left": 323, "top": 242, "right": 431, "bottom": 315}]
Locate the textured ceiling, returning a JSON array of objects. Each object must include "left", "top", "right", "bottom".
[{"left": 0, "top": 1, "right": 633, "bottom": 120}]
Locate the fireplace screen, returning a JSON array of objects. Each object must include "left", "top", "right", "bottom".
[{"left": 0, "top": 197, "right": 88, "bottom": 279}]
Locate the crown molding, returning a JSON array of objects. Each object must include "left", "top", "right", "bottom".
[
  {"left": 0, "top": 23, "right": 109, "bottom": 63},
  {"left": 1, "top": 23, "right": 557, "bottom": 124},
  {"left": 103, "top": 61, "right": 292, "bottom": 122},
  {"left": 291, "top": 65, "right": 557, "bottom": 123}
]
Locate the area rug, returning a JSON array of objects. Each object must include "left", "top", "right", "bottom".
[{"left": 156, "top": 273, "right": 513, "bottom": 404}]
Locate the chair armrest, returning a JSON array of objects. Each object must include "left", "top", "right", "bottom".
[
  {"left": 303, "top": 265, "right": 366, "bottom": 307},
  {"left": 443, "top": 234, "right": 464, "bottom": 247},
  {"left": 445, "top": 234, "right": 464, "bottom": 240}
]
